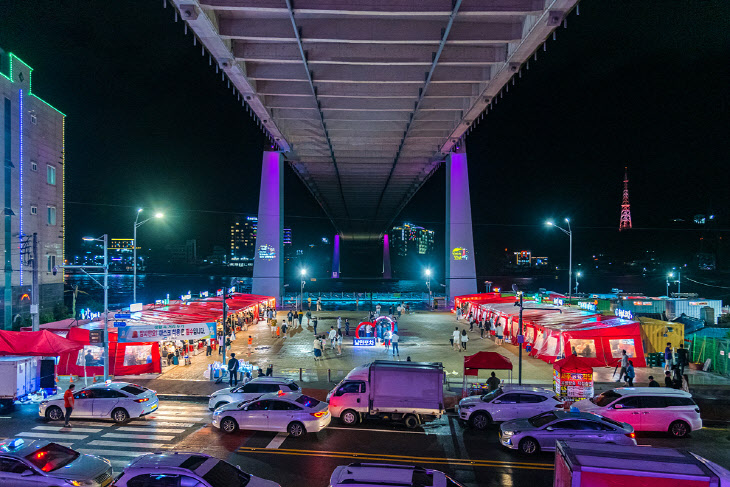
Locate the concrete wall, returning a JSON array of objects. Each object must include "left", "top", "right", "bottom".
[{"left": 445, "top": 148, "right": 476, "bottom": 302}]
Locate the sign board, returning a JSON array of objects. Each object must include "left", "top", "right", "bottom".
[
  {"left": 30, "top": 304, "right": 38, "bottom": 314},
  {"left": 114, "top": 313, "right": 131, "bottom": 319},
  {"left": 117, "top": 322, "right": 216, "bottom": 343},
  {"left": 615, "top": 308, "right": 634, "bottom": 320},
  {"left": 113, "top": 321, "right": 127, "bottom": 327},
  {"left": 129, "top": 303, "right": 143, "bottom": 312},
  {"left": 579, "top": 302, "right": 597, "bottom": 312},
  {"left": 353, "top": 338, "right": 376, "bottom": 347},
  {"left": 89, "top": 329, "right": 104, "bottom": 344},
  {"left": 553, "top": 298, "right": 564, "bottom": 306}
]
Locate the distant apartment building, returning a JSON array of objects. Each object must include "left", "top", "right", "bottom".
[
  {"left": 230, "top": 216, "right": 291, "bottom": 263},
  {"left": 389, "top": 223, "right": 435, "bottom": 257},
  {"left": 164, "top": 239, "right": 198, "bottom": 265},
  {"left": 0, "top": 51, "right": 65, "bottom": 328}
]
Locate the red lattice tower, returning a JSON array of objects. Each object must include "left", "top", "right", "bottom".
[{"left": 619, "top": 166, "right": 632, "bottom": 231}]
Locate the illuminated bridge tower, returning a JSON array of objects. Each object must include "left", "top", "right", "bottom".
[{"left": 619, "top": 166, "right": 632, "bottom": 231}]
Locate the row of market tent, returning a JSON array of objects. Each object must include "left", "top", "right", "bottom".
[{"left": 9, "top": 293, "right": 274, "bottom": 377}]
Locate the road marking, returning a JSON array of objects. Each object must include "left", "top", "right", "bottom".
[
  {"left": 158, "top": 405, "right": 210, "bottom": 412},
  {"left": 88, "top": 440, "right": 172, "bottom": 449},
  {"left": 147, "top": 415, "right": 204, "bottom": 421},
  {"left": 141, "top": 421, "right": 197, "bottom": 428},
  {"left": 77, "top": 449, "right": 151, "bottom": 458},
  {"left": 32, "top": 426, "right": 103, "bottom": 433},
  {"left": 102, "top": 432, "right": 176, "bottom": 441},
  {"left": 116, "top": 427, "right": 185, "bottom": 434},
  {"left": 326, "top": 426, "right": 429, "bottom": 435},
  {"left": 16, "top": 432, "right": 88, "bottom": 440},
  {"left": 265, "top": 432, "right": 289, "bottom": 449},
  {"left": 236, "top": 447, "right": 554, "bottom": 471}
]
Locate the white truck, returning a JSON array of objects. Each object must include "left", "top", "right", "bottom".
[
  {"left": 326, "top": 361, "right": 445, "bottom": 428},
  {"left": 0, "top": 356, "right": 41, "bottom": 411},
  {"left": 555, "top": 440, "right": 730, "bottom": 487}
]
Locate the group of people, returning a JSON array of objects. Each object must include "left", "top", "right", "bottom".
[{"left": 313, "top": 328, "right": 343, "bottom": 361}]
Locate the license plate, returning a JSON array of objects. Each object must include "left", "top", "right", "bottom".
[
  {"left": 151, "top": 403, "right": 158, "bottom": 410},
  {"left": 101, "top": 478, "right": 112, "bottom": 487}
]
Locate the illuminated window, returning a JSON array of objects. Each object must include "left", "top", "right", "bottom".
[
  {"left": 30, "top": 112, "right": 37, "bottom": 124},
  {"left": 47, "top": 206, "right": 56, "bottom": 225},
  {"left": 46, "top": 165, "right": 56, "bottom": 185},
  {"left": 47, "top": 255, "right": 56, "bottom": 272},
  {"left": 31, "top": 160, "right": 37, "bottom": 171},
  {"left": 30, "top": 206, "right": 37, "bottom": 215},
  {"left": 569, "top": 339, "right": 596, "bottom": 357},
  {"left": 610, "top": 339, "right": 635, "bottom": 358}
]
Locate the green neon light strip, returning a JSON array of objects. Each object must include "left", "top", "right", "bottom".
[
  {"left": 6, "top": 53, "right": 65, "bottom": 115},
  {"left": 29, "top": 94, "right": 66, "bottom": 117}
]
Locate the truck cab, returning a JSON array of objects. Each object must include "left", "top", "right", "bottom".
[{"left": 327, "top": 365, "right": 369, "bottom": 424}]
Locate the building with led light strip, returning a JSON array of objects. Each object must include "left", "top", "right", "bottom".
[{"left": 0, "top": 51, "right": 65, "bottom": 329}]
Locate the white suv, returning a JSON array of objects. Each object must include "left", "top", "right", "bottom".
[
  {"left": 457, "top": 386, "right": 561, "bottom": 430},
  {"left": 574, "top": 387, "right": 702, "bottom": 438},
  {"left": 208, "top": 377, "right": 300, "bottom": 410},
  {"left": 329, "top": 463, "right": 464, "bottom": 487}
]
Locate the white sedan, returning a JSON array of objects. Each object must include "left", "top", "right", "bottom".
[
  {"left": 457, "top": 386, "right": 562, "bottom": 430},
  {"left": 40, "top": 382, "right": 158, "bottom": 423},
  {"left": 212, "top": 392, "right": 331, "bottom": 437}
]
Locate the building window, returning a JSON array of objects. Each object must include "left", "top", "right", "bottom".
[
  {"left": 31, "top": 160, "right": 37, "bottom": 171},
  {"left": 30, "top": 206, "right": 37, "bottom": 215},
  {"left": 47, "top": 206, "right": 56, "bottom": 225},
  {"left": 47, "top": 165, "right": 56, "bottom": 185},
  {"left": 30, "top": 112, "right": 37, "bottom": 125},
  {"left": 47, "top": 255, "right": 56, "bottom": 273}
]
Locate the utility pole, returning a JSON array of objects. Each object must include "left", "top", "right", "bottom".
[
  {"left": 31, "top": 233, "right": 39, "bottom": 332},
  {"left": 221, "top": 286, "right": 228, "bottom": 379},
  {"left": 103, "top": 234, "right": 109, "bottom": 381}
]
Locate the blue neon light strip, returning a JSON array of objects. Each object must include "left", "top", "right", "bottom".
[{"left": 18, "top": 89, "right": 23, "bottom": 285}]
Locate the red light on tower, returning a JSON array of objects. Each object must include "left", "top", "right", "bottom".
[{"left": 619, "top": 166, "right": 632, "bottom": 231}]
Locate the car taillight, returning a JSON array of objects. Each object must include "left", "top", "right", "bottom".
[
  {"left": 311, "top": 411, "right": 326, "bottom": 418},
  {"left": 134, "top": 398, "right": 149, "bottom": 403},
  {"left": 626, "top": 432, "right": 636, "bottom": 439}
]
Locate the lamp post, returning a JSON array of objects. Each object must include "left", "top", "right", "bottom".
[
  {"left": 425, "top": 269, "right": 432, "bottom": 307},
  {"left": 575, "top": 272, "right": 581, "bottom": 294},
  {"left": 667, "top": 271, "right": 681, "bottom": 296},
  {"left": 133, "top": 209, "right": 163, "bottom": 304},
  {"left": 300, "top": 269, "right": 306, "bottom": 311},
  {"left": 61, "top": 235, "right": 110, "bottom": 380},
  {"left": 546, "top": 218, "right": 573, "bottom": 304}
]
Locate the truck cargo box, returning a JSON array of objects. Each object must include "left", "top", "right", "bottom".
[{"left": 369, "top": 361, "right": 444, "bottom": 414}]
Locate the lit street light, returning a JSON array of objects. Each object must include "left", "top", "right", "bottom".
[
  {"left": 575, "top": 272, "right": 581, "bottom": 294},
  {"left": 133, "top": 209, "right": 163, "bottom": 304},
  {"left": 667, "top": 270, "right": 681, "bottom": 296},
  {"left": 300, "top": 269, "right": 307, "bottom": 311},
  {"left": 546, "top": 218, "right": 573, "bottom": 304},
  {"left": 425, "top": 269, "right": 432, "bottom": 307}
]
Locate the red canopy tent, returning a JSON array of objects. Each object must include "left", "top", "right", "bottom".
[
  {"left": 553, "top": 354, "right": 593, "bottom": 374},
  {"left": 0, "top": 330, "right": 84, "bottom": 356},
  {"left": 553, "top": 354, "right": 595, "bottom": 400},
  {"left": 462, "top": 351, "right": 513, "bottom": 396}
]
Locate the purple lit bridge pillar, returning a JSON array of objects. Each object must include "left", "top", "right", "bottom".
[
  {"left": 445, "top": 146, "right": 477, "bottom": 303},
  {"left": 382, "top": 234, "right": 392, "bottom": 279},
  {"left": 252, "top": 151, "right": 284, "bottom": 306},
  {"left": 331, "top": 235, "right": 340, "bottom": 278}
]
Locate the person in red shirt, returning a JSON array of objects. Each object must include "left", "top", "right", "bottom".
[{"left": 63, "top": 384, "right": 75, "bottom": 427}]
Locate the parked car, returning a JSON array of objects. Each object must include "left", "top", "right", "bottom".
[
  {"left": 573, "top": 387, "right": 702, "bottom": 438},
  {"left": 112, "top": 452, "right": 279, "bottom": 486},
  {"left": 212, "top": 392, "right": 330, "bottom": 437},
  {"left": 40, "top": 382, "right": 158, "bottom": 423},
  {"left": 457, "top": 386, "right": 562, "bottom": 429},
  {"left": 208, "top": 377, "right": 300, "bottom": 410},
  {"left": 499, "top": 410, "right": 636, "bottom": 455},
  {"left": 0, "top": 438, "right": 113, "bottom": 486},
  {"left": 330, "top": 463, "right": 465, "bottom": 487}
]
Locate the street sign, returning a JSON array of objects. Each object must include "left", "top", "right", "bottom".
[
  {"left": 89, "top": 329, "right": 104, "bottom": 344},
  {"left": 114, "top": 313, "right": 131, "bottom": 319},
  {"left": 353, "top": 338, "right": 376, "bottom": 347},
  {"left": 113, "top": 321, "right": 127, "bottom": 327}
]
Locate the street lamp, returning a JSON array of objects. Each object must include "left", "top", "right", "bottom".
[
  {"left": 575, "top": 272, "right": 581, "bottom": 294},
  {"left": 425, "top": 269, "right": 432, "bottom": 307},
  {"left": 63, "top": 235, "right": 110, "bottom": 380},
  {"left": 546, "top": 218, "right": 573, "bottom": 304},
  {"left": 667, "top": 270, "right": 681, "bottom": 296},
  {"left": 300, "top": 269, "right": 306, "bottom": 311},
  {"left": 133, "top": 209, "right": 163, "bottom": 304}
]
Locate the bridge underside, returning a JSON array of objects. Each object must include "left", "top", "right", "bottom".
[{"left": 172, "top": 0, "right": 578, "bottom": 240}]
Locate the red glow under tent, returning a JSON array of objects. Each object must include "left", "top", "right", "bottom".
[
  {"left": 462, "top": 351, "right": 513, "bottom": 396},
  {"left": 0, "top": 330, "right": 84, "bottom": 356}
]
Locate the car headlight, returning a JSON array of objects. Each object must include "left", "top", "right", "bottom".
[
  {"left": 460, "top": 404, "right": 475, "bottom": 410},
  {"left": 502, "top": 430, "right": 518, "bottom": 436},
  {"left": 213, "top": 411, "right": 221, "bottom": 416}
]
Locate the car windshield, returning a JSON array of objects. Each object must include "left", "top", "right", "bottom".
[
  {"left": 24, "top": 443, "right": 80, "bottom": 472},
  {"left": 591, "top": 391, "right": 621, "bottom": 407},
  {"left": 295, "top": 395, "right": 321, "bottom": 408},
  {"left": 528, "top": 411, "right": 558, "bottom": 428},
  {"left": 201, "top": 460, "right": 251, "bottom": 487},
  {"left": 481, "top": 389, "right": 503, "bottom": 402}
]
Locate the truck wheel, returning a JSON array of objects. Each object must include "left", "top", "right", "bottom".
[
  {"left": 470, "top": 412, "right": 491, "bottom": 430},
  {"left": 45, "top": 406, "right": 64, "bottom": 421},
  {"left": 519, "top": 437, "right": 540, "bottom": 455},
  {"left": 341, "top": 409, "right": 359, "bottom": 426},
  {"left": 669, "top": 420, "right": 690, "bottom": 438},
  {"left": 403, "top": 415, "right": 419, "bottom": 429}
]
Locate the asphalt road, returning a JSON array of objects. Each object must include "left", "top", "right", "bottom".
[{"left": 1, "top": 399, "right": 729, "bottom": 487}]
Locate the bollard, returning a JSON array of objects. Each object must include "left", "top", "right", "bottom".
[
  {"left": 300, "top": 368, "right": 303, "bottom": 381},
  {"left": 328, "top": 369, "right": 331, "bottom": 382}
]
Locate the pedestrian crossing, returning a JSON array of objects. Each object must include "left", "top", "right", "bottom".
[{"left": 13, "top": 401, "right": 212, "bottom": 471}]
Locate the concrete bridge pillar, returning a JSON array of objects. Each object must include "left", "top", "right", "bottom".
[
  {"left": 445, "top": 145, "right": 477, "bottom": 302},
  {"left": 332, "top": 234, "right": 340, "bottom": 278},
  {"left": 252, "top": 151, "right": 284, "bottom": 306},
  {"left": 382, "top": 233, "right": 392, "bottom": 279}
]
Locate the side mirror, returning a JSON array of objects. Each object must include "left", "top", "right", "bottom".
[
  {"left": 493, "top": 400, "right": 501, "bottom": 404},
  {"left": 546, "top": 426, "right": 554, "bottom": 431},
  {"left": 21, "top": 470, "right": 34, "bottom": 477}
]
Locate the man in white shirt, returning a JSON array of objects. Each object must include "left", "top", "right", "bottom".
[
  {"left": 452, "top": 327, "right": 461, "bottom": 352},
  {"left": 391, "top": 332, "right": 400, "bottom": 356},
  {"left": 328, "top": 326, "right": 337, "bottom": 349},
  {"left": 337, "top": 317, "right": 342, "bottom": 330}
]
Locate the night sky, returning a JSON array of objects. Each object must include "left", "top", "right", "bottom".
[{"left": 1, "top": 1, "right": 728, "bottom": 276}]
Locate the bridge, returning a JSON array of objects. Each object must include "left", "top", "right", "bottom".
[{"left": 168, "top": 0, "right": 579, "bottom": 303}]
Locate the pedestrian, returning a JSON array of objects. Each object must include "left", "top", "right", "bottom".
[
  {"left": 258, "top": 367, "right": 265, "bottom": 377},
  {"left": 461, "top": 329, "right": 469, "bottom": 351},
  {"left": 317, "top": 297, "right": 322, "bottom": 311},
  {"left": 495, "top": 323, "right": 503, "bottom": 346},
  {"left": 625, "top": 360, "right": 635, "bottom": 387},
  {"left": 452, "top": 327, "right": 461, "bottom": 352},
  {"left": 298, "top": 310, "right": 303, "bottom": 327},
  {"left": 616, "top": 349, "right": 629, "bottom": 383},
  {"left": 391, "top": 331, "right": 399, "bottom": 356},
  {"left": 406, "top": 355, "right": 411, "bottom": 361},
  {"left": 313, "top": 316, "right": 318, "bottom": 335},
  {"left": 313, "top": 336, "right": 323, "bottom": 362},
  {"left": 677, "top": 343, "right": 689, "bottom": 376},
  {"left": 479, "top": 320, "right": 485, "bottom": 339},
  {"left": 397, "top": 305, "right": 402, "bottom": 318},
  {"left": 469, "top": 318, "right": 474, "bottom": 332},
  {"left": 206, "top": 339, "right": 212, "bottom": 356},
  {"left": 681, "top": 374, "right": 690, "bottom": 393},
  {"left": 307, "top": 296, "right": 312, "bottom": 310},
  {"left": 63, "top": 384, "right": 75, "bottom": 427},
  {"left": 336, "top": 330, "right": 343, "bottom": 356},
  {"left": 282, "top": 322, "right": 288, "bottom": 339},
  {"left": 376, "top": 322, "right": 382, "bottom": 343},
  {"left": 337, "top": 316, "right": 342, "bottom": 331},
  {"left": 306, "top": 310, "right": 312, "bottom": 326},
  {"left": 329, "top": 326, "right": 337, "bottom": 349},
  {"left": 405, "top": 303, "right": 410, "bottom": 314},
  {"left": 456, "top": 307, "right": 462, "bottom": 321},
  {"left": 376, "top": 304, "right": 381, "bottom": 315},
  {"left": 270, "top": 320, "right": 276, "bottom": 338},
  {"left": 247, "top": 335, "right": 253, "bottom": 355},
  {"left": 664, "top": 342, "right": 673, "bottom": 372},
  {"left": 228, "top": 353, "right": 240, "bottom": 386},
  {"left": 384, "top": 328, "right": 391, "bottom": 352},
  {"left": 664, "top": 370, "right": 673, "bottom": 387},
  {"left": 287, "top": 310, "right": 293, "bottom": 325},
  {"left": 345, "top": 319, "right": 350, "bottom": 336},
  {"left": 266, "top": 364, "right": 273, "bottom": 376},
  {"left": 365, "top": 322, "right": 372, "bottom": 337},
  {"left": 648, "top": 375, "right": 660, "bottom": 387},
  {"left": 389, "top": 305, "right": 393, "bottom": 316},
  {"left": 486, "top": 371, "right": 500, "bottom": 392}
]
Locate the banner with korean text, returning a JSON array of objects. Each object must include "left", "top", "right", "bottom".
[{"left": 116, "top": 322, "right": 216, "bottom": 343}]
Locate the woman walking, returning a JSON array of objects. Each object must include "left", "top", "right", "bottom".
[
  {"left": 495, "top": 322, "right": 503, "bottom": 346},
  {"left": 461, "top": 329, "right": 469, "bottom": 351},
  {"left": 313, "top": 336, "right": 323, "bottom": 363},
  {"left": 336, "top": 330, "right": 343, "bottom": 356}
]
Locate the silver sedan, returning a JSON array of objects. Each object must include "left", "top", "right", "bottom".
[{"left": 499, "top": 410, "right": 636, "bottom": 455}]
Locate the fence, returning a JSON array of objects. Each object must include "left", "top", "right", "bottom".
[{"left": 690, "top": 336, "right": 730, "bottom": 377}]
